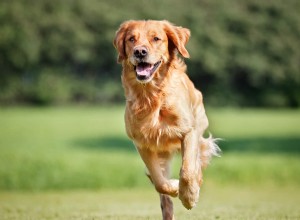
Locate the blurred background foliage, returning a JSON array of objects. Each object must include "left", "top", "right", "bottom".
[{"left": 0, "top": 0, "right": 299, "bottom": 107}]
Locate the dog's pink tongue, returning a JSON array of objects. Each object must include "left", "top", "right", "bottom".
[{"left": 136, "top": 63, "right": 152, "bottom": 76}]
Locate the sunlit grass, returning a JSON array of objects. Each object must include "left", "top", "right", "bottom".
[
  {"left": 0, "top": 106, "right": 299, "bottom": 190},
  {"left": 207, "top": 108, "right": 300, "bottom": 138},
  {"left": 0, "top": 186, "right": 299, "bottom": 220},
  {"left": 0, "top": 106, "right": 299, "bottom": 219}
]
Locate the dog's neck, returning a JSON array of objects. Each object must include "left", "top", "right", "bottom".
[
  {"left": 122, "top": 69, "right": 163, "bottom": 115},
  {"left": 121, "top": 56, "right": 187, "bottom": 116}
]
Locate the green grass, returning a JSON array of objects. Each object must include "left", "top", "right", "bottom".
[
  {"left": 0, "top": 106, "right": 299, "bottom": 219},
  {"left": 0, "top": 106, "right": 299, "bottom": 190},
  {"left": 0, "top": 106, "right": 144, "bottom": 190},
  {"left": 0, "top": 186, "right": 299, "bottom": 219}
]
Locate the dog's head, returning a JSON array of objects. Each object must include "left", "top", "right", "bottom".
[{"left": 113, "top": 20, "right": 190, "bottom": 83}]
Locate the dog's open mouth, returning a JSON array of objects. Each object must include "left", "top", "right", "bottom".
[{"left": 134, "top": 61, "right": 161, "bottom": 82}]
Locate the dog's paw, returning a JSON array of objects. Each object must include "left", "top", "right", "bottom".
[
  {"left": 179, "top": 177, "right": 200, "bottom": 209},
  {"left": 155, "top": 179, "right": 179, "bottom": 197},
  {"left": 168, "top": 179, "right": 179, "bottom": 197}
]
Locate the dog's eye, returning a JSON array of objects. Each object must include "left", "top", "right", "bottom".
[
  {"left": 129, "top": 36, "right": 135, "bottom": 42},
  {"left": 153, "top": 37, "right": 160, "bottom": 41}
]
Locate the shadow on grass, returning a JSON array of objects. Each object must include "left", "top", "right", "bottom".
[
  {"left": 73, "top": 136, "right": 136, "bottom": 153},
  {"left": 73, "top": 136, "right": 300, "bottom": 154},
  {"left": 219, "top": 137, "right": 300, "bottom": 154}
]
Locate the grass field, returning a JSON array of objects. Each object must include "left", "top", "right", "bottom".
[
  {"left": 0, "top": 106, "right": 299, "bottom": 219},
  {"left": 1, "top": 186, "right": 299, "bottom": 220}
]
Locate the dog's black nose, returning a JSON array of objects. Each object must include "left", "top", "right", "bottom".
[{"left": 134, "top": 47, "right": 148, "bottom": 59}]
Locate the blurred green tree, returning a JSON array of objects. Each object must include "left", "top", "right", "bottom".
[{"left": 0, "top": 0, "right": 299, "bottom": 107}]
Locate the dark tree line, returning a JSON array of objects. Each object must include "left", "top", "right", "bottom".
[{"left": 0, "top": 0, "right": 299, "bottom": 107}]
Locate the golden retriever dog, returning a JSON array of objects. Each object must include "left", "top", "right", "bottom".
[{"left": 113, "top": 20, "right": 220, "bottom": 220}]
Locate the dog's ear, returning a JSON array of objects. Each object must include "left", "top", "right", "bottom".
[
  {"left": 163, "top": 21, "right": 190, "bottom": 58},
  {"left": 113, "top": 21, "right": 131, "bottom": 63}
]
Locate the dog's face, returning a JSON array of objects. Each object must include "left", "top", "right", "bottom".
[{"left": 114, "top": 20, "right": 190, "bottom": 83}]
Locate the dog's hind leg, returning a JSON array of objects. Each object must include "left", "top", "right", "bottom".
[{"left": 160, "top": 194, "right": 175, "bottom": 220}]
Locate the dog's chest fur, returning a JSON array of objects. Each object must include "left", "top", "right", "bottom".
[{"left": 125, "top": 93, "right": 192, "bottom": 152}]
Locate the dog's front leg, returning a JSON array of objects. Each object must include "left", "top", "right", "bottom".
[
  {"left": 179, "top": 130, "right": 202, "bottom": 209},
  {"left": 145, "top": 152, "right": 176, "bottom": 220},
  {"left": 136, "top": 146, "right": 179, "bottom": 197}
]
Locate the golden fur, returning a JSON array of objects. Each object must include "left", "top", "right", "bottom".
[{"left": 114, "top": 20, "right": 219, "bottom": 220}]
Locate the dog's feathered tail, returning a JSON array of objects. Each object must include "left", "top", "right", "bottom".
[{"left": 200, "top": 134, "right": 221, "bottom": 168}]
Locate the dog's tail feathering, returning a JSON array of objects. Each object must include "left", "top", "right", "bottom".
[{"left": 200, "top": 134, "right": 221, "bottom": 168}]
